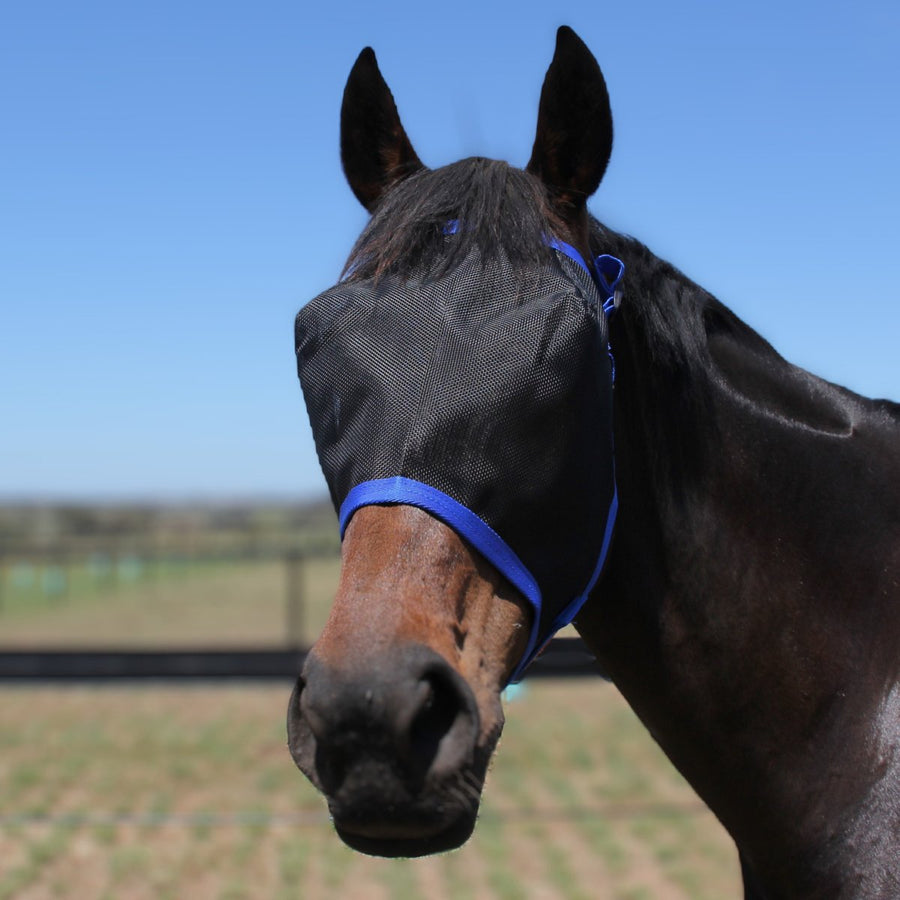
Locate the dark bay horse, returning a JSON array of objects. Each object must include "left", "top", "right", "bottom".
[{"left": 289, "top": 27, "right": 900, "bottom": 898}]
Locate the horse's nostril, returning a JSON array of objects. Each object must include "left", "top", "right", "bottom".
[
  {"left": 313, "top": 733, "right": 350, "bottom": 796},
  {"left": 410, "top": 677, "right": 454, "bottom": 758},
  {"left": 408, "top": 666, "right": 478, "bottom": 780},
  {"left": 287, "top": 674, "right": 325, "bottom": 788},
  {"left": 287, "top": 675, "right": 306, "bottom": 749}
]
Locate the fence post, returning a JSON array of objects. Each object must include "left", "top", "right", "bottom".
[
  {"left": 285, "top": 551, "right": 306, "bottom": 648},
  {"left": 45, "top": 551, "right": 69, "bottom": 603}
]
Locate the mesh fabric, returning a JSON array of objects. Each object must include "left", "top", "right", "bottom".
[{"left": 296, "top": 243, "right": 618, "bottom": 680}]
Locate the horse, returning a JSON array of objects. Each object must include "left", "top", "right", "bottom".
[{"left": 288, "top": 26, "right": 900, "bottom": 898}]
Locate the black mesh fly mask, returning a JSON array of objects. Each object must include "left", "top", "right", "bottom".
[{"left": 296, "top": 238, "right": 623, "bottom": 682}]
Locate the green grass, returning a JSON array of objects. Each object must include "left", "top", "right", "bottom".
[
  {"left": 440, "top": 848, "right": 474, "bottom": 899},
  {"left": 0, "top": 548, "right": 742, "bottom": 898},
  {"left": 378, "top": 858, "right": 424, "bottom": 899},
  {"left": 0, "top": 554, "right": 341, "bottom": 648},
  {"left": 276, "top": 838, "right": 311, "bottom": 897},
  {"left": 0, "top": 682, "right": 742, "bottom": 899}
]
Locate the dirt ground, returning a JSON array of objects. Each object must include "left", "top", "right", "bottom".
[{"left": 0, "top": 681, "right": 741, "bottom": 899}]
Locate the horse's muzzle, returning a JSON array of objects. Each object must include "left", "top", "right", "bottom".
[{"left": 287, "top": 643, "right": 491, "bottom": 857}]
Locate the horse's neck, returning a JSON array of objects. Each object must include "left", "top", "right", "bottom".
[{"left": 580, "top": 257, "right": 900, "bottom": 894}]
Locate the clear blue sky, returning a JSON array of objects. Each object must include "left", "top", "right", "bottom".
[{"left": 2, "top": 1, "right": 898, "bottom": 501}]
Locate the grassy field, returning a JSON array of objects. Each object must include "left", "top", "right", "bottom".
[
  {"left": 0, "top": 681, "right": 741, "bottom": 899},
  {"left": 0, "top": 500, "right": 339, "bottom": 648},
  {"left": 0, "top": 556, "right": 341, "bottom": 648},
  {"left": 1, "top": 521, "right": 742, "bottom": 896}
]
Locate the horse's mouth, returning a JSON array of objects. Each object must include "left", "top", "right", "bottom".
[
  {"left": 320, "top": 761, "right": 488, "bottom": 857},
  {"left": 332, "top": 806, "right": 479, "bottom": 857}
]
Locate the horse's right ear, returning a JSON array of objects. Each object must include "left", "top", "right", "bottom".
[
  {"left": 527, "top": 27, "right": 613, "bottom": 216},
  {"left": 340, "top": 48, "right": 424, "bottom": 213}
]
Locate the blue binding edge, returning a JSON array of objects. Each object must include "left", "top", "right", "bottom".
[
  {"left": 511, "top": 486, "right": 618, "bottom": 681},
  {"left": 339, "top": 477, "right": 543, "bottom": 675},
  {"left": 545, "top": 239, "right": 624, "bottom": 301},
  {"left": 546, "top": 237, "right": 591, "bottom": 274},
  {"left": 339, "top": 476, "right": 618, "bottom": 684},
  {"left": 547, "top": 238, "right": 623, "bottom": 326}
]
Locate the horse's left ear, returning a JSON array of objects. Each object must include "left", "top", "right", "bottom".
[
  {"left": 527, "top": 27, "right": 613, "bottom": 217},
  {"left": 341, "top": 47, "right": 425, "bottom": 213}
]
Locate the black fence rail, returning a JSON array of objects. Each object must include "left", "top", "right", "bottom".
[{"left": 0, "top": 637, "right": 605, "bottom": 682}]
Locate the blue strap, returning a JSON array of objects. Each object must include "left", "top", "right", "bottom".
[
  {"left": 339, "top": 476, "right": 618, "bottom": 686},
  {"left": 545, "top": 237, "right": 591, "bottom": 274},
  {"left": 506, "top": 484, "right": 618, "bottom": 684},
  {"left": 547, "top": 241, "right": 623, "bottom": 385},
  {"left": 595, "top": 253, "right": 625, "bottom": 308},
  {"left": 545, "top": 239, "right": 623, "bottom": 315},
  {"left": 340, "top": 478, "right": 546, "bottom": 676}
]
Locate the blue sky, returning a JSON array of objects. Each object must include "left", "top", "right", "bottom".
[{"left": 2, "top": 1, "right": 898, "bottom": 500}]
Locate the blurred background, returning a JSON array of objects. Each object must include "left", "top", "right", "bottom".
[
  {"left": 0, "top": 499, "right": 339, "bottom": 650},
  {"left": 1, "top": 0, "right": 897, "bottom": 896}
]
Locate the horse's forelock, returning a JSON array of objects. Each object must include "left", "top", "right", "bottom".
[{"left": 342, "top": 158, "right": 560, "bottom": 282}]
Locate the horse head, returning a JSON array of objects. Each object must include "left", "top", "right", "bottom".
[{"left": 287, "top": 27, "right": 617, "bottom": 857}]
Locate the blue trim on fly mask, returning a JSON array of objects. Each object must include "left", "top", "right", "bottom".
[
  {"left": 544, "top": 238, "right": 624, "bottom": 298},
  {"left": 339, "top": 476, "right": 618, "bottom": 685},
  {"left": 337, "top": 240, "right": 625, "bottom": 684},
  {"left": 339, "top": 477, "right": 543, "bottom": 668},
  {"left": 548, "top": 238, "right": 624, "bottom": 382}
]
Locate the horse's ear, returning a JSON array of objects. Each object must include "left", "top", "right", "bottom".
[
  {"left": 340, "top": 47, "right": 424, "bottom": 213},
  {"left": 527, "top": 27, "right": 613, "bottom": 217}
]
